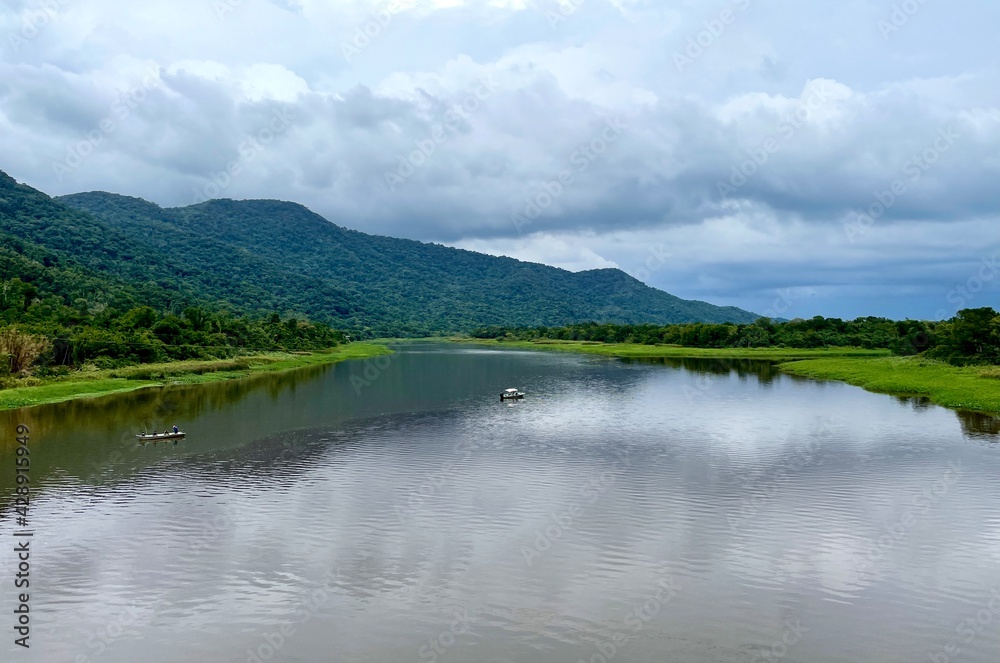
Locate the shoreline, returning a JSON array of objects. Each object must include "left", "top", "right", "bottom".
[
  {"left": 455, "top": 338, "right": 1000, "bottom": 416},
  {"left": 0, "top": 343, "right": 392, "bottom": 411},
  {"left": 452, "top": 338, "right": 891, "bottom": 360},
  {"left": 777, "top": 356, "right": 1000, "bottom": 416},
  {"left": 11, "top": 336, "right": 996, "bottom": 416}
]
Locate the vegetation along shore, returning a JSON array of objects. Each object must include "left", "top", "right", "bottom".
[
  {"left": 0, "top": 343, "right": 391, "bottom": 410},
  {"left": 466, "top": 309, "right": 1000, "bottom": 415},
  {"left": 777, "top": 357, "right": 1000, "bottom": 415}
]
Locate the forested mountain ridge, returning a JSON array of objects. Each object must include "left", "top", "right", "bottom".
[
  {"left": 0, "top": 170, "right": 188, "bottom": 313},
  {"left": 55, "top": 192, "right": 356, "bottom": 320},
  {"left": 58, "top": 191, "right": 759, "bottom": 333},
  {"left": 2, "top": 169, "right": 759, "bottom": 335}
]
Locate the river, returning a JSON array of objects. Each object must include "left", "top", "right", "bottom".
[{"left": 1, "top": 343, "right": 998, "bottom": 662}]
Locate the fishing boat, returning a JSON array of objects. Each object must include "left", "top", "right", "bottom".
[
  {"left": 136, "top": 430, "right": 186, "bottom": 441},
  {"left": 500, "top": 388, "right": 525, "bottom": 401}
]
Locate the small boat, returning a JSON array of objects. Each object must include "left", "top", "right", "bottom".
[
  {"left": 136, "top": 430, "right": 186, "bottom": 441},
  {"left": 500, "top": 388, "right": 525, "bottom": 401}
]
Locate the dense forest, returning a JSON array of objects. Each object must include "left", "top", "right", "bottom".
[
  {"left": 0, "top": 272, "right": 344, "bottom": 380},
  {"left": 4, "top": 169, "right": 997, "bottom": 380},
  {"left": 0, "top": 168, "right": 760, "bottom": 338},
  {"left": 471, "top": 308, "right": 1000, "bottom": 365},
  {"left": 0, "top": 171, "right": 345, "bottom": 382},
  {"left": 54, "top": 185, "right": 757, "bottom": 333}
]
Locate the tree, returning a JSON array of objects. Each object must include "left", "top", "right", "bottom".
[
  {"left": 0, "top": 278, "right": 35, "bottom": 315},
  {"left": 927, "top": 308, "right": 1000, "bottom": 364},
  {"left": 117, "top": 306, "right": 159, "bottom": 330},
  {"left": 151, "top": 315, "right": 185, "bottom": 343},
  {"left": 183, "top": 306, "right": 210, "bottom": 332},
  {"left": 951, "top": 308, "right": 998, "bottom": 355}
]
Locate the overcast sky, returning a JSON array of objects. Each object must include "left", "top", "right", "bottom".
[{"left": 1, "top": 0, "right": 997, "bottom": 319}]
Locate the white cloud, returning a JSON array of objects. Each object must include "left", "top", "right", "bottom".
[
  {"left": 453, "top": 232, "right": 620, "bottom": 272},
  {"left": 165, "top": 61, "right": 309, "bottom": 102},
  {"left": 0, "top": 0, "right": 997, "bottom": 318}
]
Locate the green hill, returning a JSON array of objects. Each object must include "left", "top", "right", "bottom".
[
  {"left": 0, "top": 171, "right": 187, "bottom": 314},
  {"left": 1, "top": 170, "right": 758, "bottom": 335}
]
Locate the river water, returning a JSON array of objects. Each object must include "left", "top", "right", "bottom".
[{"left": 1, "top": 343, "right": 999, "bottom": 662}]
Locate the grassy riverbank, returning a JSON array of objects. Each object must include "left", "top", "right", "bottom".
[
  {"left": 460, "top": 338, "right": 1000, "bottom": 415},
  {"left": 457, "top": 338, "right": 890, "bottom": 361},
  {"left": 0, "top": 343, "right": 391, "bottom": 410},
  {"left": 779, "top": 356, "right": 1000, "bottom": 414}
]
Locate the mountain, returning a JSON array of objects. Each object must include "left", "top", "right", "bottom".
[
  {"left": 0, "top": 171, "right": 188, "bottom": 314},
  {"left": 1, "top": 170, "right": 758, "bottom": 334},
  {"left": 61, "top": 192, "right": 760, "bottom": 333}
]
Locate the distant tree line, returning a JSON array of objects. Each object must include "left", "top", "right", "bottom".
[
  {"left": 0, "top": 277, "right": 345, "bottom": 378},
  {"left": 471, "top": 308, "right": 1000, "bottom": 365}
]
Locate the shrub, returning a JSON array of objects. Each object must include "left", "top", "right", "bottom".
[{"left": 0, "top": 327, "right": 51, "bottom": 375}]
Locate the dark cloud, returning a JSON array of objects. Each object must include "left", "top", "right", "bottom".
[{"left": 0, "top": 0, "right": 997, "bottom": 319}]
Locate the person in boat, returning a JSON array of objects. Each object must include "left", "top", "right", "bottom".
[{"left": 172, "top": 425, "right": 179, "bottom": 434}]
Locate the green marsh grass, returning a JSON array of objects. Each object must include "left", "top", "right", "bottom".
[
  {"left": 0, "top": 343, "right": 392, "bottom": 410},
  {"left": 778, "top": 356, "right": 1000, "bottom": 414}
]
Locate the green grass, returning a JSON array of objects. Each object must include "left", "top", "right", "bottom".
[
  {"left": 0, "top": 343, "right": 392, "bottom": 410},
  {"left": 458, "top": 338, "right": 890, "bottom": 361},
  {"left": 778, "top": 356, "right": 1000, "bottom": 414}
]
